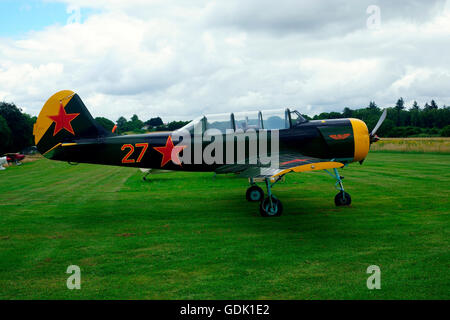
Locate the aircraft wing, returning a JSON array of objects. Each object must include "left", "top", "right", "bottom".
[{"left": 215, "top": 152, "right": 345, "bottom": 179}]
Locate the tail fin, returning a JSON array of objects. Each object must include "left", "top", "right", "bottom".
[{"left": 33, "top": 90, "right": 110, "bottom": 157}]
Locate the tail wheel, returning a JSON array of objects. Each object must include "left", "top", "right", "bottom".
[
  {"left": 260, "top": 196, "right": 283, "bottom": 217},
  {"left": 335, "top": 191, "right": 351, "bottom": 206},
  {"left": 246, "top": 186, "right": 264, "bottom": 202}
]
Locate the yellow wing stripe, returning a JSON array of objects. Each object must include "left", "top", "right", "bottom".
[
  {"left": 42, "top": 143, "right": 62, "bottom": 156},
  {"left": 33, "top": 90, "right": 75, "bottom": 145},
  {"left": 272, "top": 161, "right": 345, "bottom": 178}
]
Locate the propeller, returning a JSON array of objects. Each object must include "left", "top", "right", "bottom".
[
  {"left": 359, "top": 109, "right": 387, "bottom": 165},
  {"left": 369, "top": 109, "right": 387, "bottom": 144}
]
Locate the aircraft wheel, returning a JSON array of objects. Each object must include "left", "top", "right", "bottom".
[
  {"left": 335, "top": 191, "right": 351, "bottom": 206},
  {"left": 260, "top": 196, "right": 283, "bottom": 217},
  {"left": 246, "top": 185, "right": 264, "bottom": 202}
]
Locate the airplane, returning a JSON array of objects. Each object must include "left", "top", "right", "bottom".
[{"left": 33, "top": 90, "right": 386, "bottom": 217}]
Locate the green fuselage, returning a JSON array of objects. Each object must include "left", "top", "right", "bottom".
[{"left": 43, "top": 119, "right": 356, "bottom": 171}]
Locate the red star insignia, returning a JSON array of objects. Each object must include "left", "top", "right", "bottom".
[
  {"left": 47, "top": 102, "right": 80, "bottom": 136},
  {"left": 153, "top": 136, "right": 186, "bottom": 167}
]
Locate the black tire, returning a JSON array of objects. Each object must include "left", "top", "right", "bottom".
[
  {"left": 259, "top": 196, "right": 283, "bottom": 217},
  {"left": 335, "top": 191, "right": 351, "bottom": 206},
  {"left": 246, "top": 185, "right": 264, "bottom": 202}
]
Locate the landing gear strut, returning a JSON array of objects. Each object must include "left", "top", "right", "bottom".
[
  {"left": 142, "top": 170, "right": 151, "bottom": 181},
  {"left": 259, "top": 177, "right": 284, "bottom": 217},
  {"left": 326, "top": 168, "right": 352, "bottom": 206}
]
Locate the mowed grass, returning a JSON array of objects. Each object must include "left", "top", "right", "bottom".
[{"left": 0, "top": 152, "right": 448, "bottom": 299}]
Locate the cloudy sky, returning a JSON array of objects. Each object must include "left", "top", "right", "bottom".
[{"left": 1, "top": 0, "right": 450, "bottom": 121}]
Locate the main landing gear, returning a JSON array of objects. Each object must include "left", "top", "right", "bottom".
[
  {"left": 325, "top": 168, "right": 352, "bottom": 207},
  {"left": 246, "top": 177, "right": 284, "bottom": 217},
  {"left": 245, "top": 167, "right": 351, "bottom": 217}
]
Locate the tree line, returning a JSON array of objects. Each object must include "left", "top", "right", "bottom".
[
  {"left": 94, "top": 114, "right": 190, "bottom": 134},
  {"left": 0, "top": 98, "right": 449, "bottom": 154},
  {"left": 307, "top": 98, "right": 450, "bottom": 138},
  {"left": 0, "top": 102, "right": 36, "bottom": 155}
]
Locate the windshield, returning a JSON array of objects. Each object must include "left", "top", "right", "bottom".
[
  {"left": 261, "top": 109, "right": 289, "bottom": 129},
  {"left": 233, "top": 111, "right": 261, "bottom": 131},
  {"left": 177, "top": 108, "right": 308, "bottom": 133},
  {"left": 205, "top": 113, "right": 234, "bottom": 133},
  {"left": 177, "top": 116, "right": 204, "bottom": 134},
  {"left": 289, "top": 110, "right": 308, "bottom": 127}
]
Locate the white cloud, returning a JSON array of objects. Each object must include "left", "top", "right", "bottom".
[{"left": 1, "top": 0, "right": 450, "bottom": 122}]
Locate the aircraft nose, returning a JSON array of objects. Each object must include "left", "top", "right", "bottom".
[{"left": 349, "top": 119, "right": 370, "bottom": 162}]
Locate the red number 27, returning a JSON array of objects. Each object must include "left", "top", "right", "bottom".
[{"left": 121, "top": 143, "right": 149, "bottom": 164}]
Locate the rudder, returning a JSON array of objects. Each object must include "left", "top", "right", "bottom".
[{"left": 33, "top": 90, "right": 110, "bottom": 157}]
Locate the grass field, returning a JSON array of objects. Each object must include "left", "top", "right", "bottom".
[
  {"left": 371, "top": 137, "right": 450, "bottom": 153},
  {"left": 0, "top": 152, "right": 449, "bottom": 299}
]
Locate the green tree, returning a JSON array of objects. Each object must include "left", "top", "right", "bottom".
[
  {"left": 116, "top": 116, "right": 128, "bottom": 132},
  {"left": 327, "top": 112, "right": 342, "bottom": 119},
  {"left": 167, "top": 121, "right": 189, "bottom": 131},
  {"left": 0, "top": 102, "right": 34, "bottom": 151},
  {"left": 0, "top": 115, "right": 12, "bottom": 154},
  {"left": 435, "top": 107, "right": 450, "bottom": 128},
  {"left": 342, "top": 107, "right": 352, "bottom": 118},
  {"left": 395, "top": 98, "right": 405, "bottom": 111},
  {"left": 368, "top": 101, "right": 379, "bottom": 111},
  {"left": 430, "top": 100, "right": 438, "bottom": 109},
  {"left": 410, "top": 101, "right": 421, "bottom": 127},
  {"left": 394, "top": 98, "right": 405, "bottom": 126},
  {"left": 377, "top": 118, "right": 394, "bottom": 137},
  {"left": 129, "top": 114, "right": 144, "bottom": 131},
  {"left": 441, "top": 125, "right": 450, "bottom": 137},
  {"left": 145, "top": 117, "right": 164, "bottom": 127}
]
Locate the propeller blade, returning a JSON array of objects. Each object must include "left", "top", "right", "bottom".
[{"left": 370, "top": 109, "right": 387, "bottom": 137}]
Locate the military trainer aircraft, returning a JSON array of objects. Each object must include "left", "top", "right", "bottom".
[{"left": 33, "top": 90, "right": 386, "bottom": 217}]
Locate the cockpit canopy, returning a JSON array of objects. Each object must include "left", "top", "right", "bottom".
[{"left": 178, "top": 108, "right": 307, "bottom": 134}]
